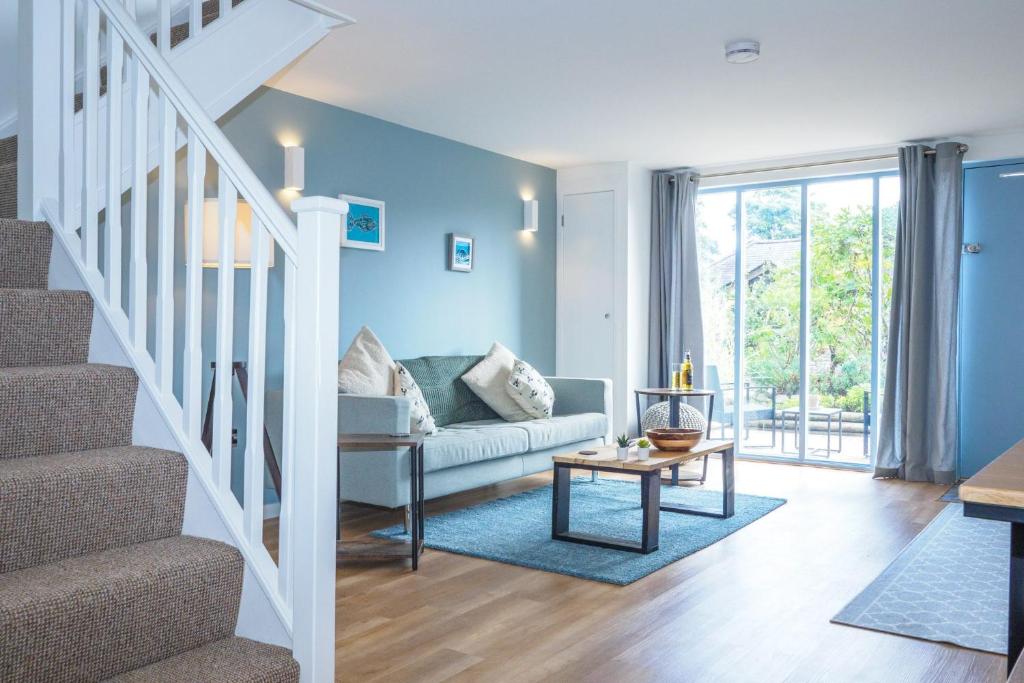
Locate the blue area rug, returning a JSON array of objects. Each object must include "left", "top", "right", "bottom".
[
  {"left": 372, "top": 478, "right": 785, "bottom": 585},
  {"left": 832, "top": 503, "right": 1007, "bottom": 654}
]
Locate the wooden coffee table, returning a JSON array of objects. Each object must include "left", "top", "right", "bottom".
[{"left": 551, "top": 440, "right": 734, "bottom": 554}]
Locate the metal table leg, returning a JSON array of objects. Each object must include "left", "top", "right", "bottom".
[
  {"left": 669, "top": 395, "right": 680, "bottom": 486},
  {"left": 1010, "top": 522, "right": 1024, "bottom": 676},
  {"left": 410, "top": 444, "right": 419, "bottom": 570}
]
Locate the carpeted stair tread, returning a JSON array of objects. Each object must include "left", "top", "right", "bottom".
[
  {"left": 105, "top": 636, "right": 300, "bottom": 682},
  {"left": 0, "top": 288, "right": 93, "bottom": 367},
  {"left": 0, "top": 136, "right": 15, "bottom": 165},
  {"left": 0, "top": 161, "right": 14, "bottom": 219},
  {"left": 0, "top": 446, "right": 187, "bottom": 573},
  {"left": 0, "top": 535, "right": 244, "bottom": 682},
  {"left": 0, "top": 363, "right": 137, "bottom": 459},
  {"left": 0, "top": 218, "right": 51, "bottom": 288}
]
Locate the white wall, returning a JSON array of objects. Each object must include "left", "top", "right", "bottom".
[
  {"left": 47, "top": 233, "right": 292, "bottom": 649},
  {"left": 556, "top": 162, "right": 651, "bottom": 436}
]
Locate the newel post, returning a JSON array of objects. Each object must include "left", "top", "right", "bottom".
[{"left": 289, "top": 196, "right": 347, "bottom": 682}]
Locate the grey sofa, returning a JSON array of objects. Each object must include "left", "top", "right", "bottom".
[{"left": 276, "top": 354, "right": 611, "bottom": 510}]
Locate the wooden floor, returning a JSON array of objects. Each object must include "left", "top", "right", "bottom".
[{"left": 285, "top": 459, "right": 1006, "bottom": 682}]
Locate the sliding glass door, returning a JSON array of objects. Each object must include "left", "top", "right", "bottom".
[{"left": 696, "top": 172, "right": 896, "bottom": 469}]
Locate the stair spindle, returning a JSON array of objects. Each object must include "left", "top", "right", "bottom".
[
  {"left": 105, "top": 31, "right": 125, "bottom": 311},
  {"left": 212, "top": 172, "right": 237, "bottom": 492}
]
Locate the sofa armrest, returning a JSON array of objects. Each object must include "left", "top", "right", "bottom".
[
  {"left": 546, "top": 376, "right": 612, "bottom": 421},
  {"left": 338, "top": 394, "right": 412, "bottom": 435}
]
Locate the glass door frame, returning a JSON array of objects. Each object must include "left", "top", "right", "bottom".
[{"left": 699, "top": 169, "right": 897, "bottom": 470}]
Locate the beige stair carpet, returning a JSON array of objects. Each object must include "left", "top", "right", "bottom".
[{"left": 0, "top": 170, "right": 297, "bottom": 679}]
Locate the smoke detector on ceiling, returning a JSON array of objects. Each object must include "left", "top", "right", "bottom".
[{"left": 725, "top": 40, "right": 760, "bottom": 64}]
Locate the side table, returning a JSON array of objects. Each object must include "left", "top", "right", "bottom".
[
  {"left": 337, "top": 433, "right": 425, "bottom": 570},
  {"left": 634, "top": 388, "right": 715, "bottom": 485}
]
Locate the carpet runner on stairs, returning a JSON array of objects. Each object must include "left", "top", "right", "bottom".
[{"left": 0, "top": 208, "right": 298, "bottom": 678}]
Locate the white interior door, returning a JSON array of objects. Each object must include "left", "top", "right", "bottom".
[{"left": 558, "top": 191, "right": 616, "bottom": 379}]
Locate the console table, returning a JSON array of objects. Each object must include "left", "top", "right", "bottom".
[{"left": 961, "top": 437, "right": 1024, "bottom": 678}]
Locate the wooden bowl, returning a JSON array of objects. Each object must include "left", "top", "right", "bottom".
[{"left": 645, "top": 428, "right": 703, "bottom": 452}]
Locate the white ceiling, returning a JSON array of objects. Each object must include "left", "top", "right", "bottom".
[{"left": 268, "top": 0, "right": 1024, "bottom": 170}]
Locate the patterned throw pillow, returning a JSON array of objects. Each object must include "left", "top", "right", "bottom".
[
  {"left": 505, "top": 359, "right": 554, "bottom": 419},
  {"left": 394, "top": 363, "right": 437, "bottom": 435}
]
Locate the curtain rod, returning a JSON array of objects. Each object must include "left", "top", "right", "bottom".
[{"left": 666, "top": 144, "right": 969, "bottom": 182}]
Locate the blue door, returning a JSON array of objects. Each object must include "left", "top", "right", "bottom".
[{"left": 959, "top": 162, "right": 1024, "bottom": 476}]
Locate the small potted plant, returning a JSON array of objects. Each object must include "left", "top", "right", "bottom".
[
  {"left": 636, "top": 438, "right": 651, "bottom": 461},
  {"left": 615, "top": 434, "right": 631, "bottom": 461}
]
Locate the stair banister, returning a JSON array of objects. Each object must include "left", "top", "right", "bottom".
[
  {"left": 96, "top": 0, "right": 299, "bottom": 260},
  {"left": 36, "top": 0, "right": 349, "bottom": 680}
]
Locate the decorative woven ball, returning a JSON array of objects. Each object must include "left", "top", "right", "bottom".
[{"left": 641, "top": 401, "right": 708, "bottom": 434}]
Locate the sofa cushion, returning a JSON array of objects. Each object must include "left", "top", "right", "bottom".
[
  {"left": 509, "top": 413, "right": 608, "bottom": 451},
  {"left": 461, "top": 342, "right": 531, "bottom": 422},
  {"left": 398, "top": 356, "right": 499, "bottom": 427},
  {"left": 338, "top": 326, "right": 394, "bottom": 395},
  {"left": 423, "top": 422, "right": 529, "bottom": 473}
]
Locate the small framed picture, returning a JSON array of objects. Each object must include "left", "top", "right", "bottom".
[
  {"left": 340, "top": 195, "right": 385, "bottom": 251},
  {"left": 448, "top": 234, "right": 474, "bottom": 272}
]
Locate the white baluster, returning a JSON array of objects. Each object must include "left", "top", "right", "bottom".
[
  {"left": 158, "top": 0, "right": 171, "bottom": 54},
  {"left": 105, "top": 29, "right": 125, "bottom": 310},
  {"left": 244, "top": 219, "right": 270, "bottom": 546},
  {"left": 289, "top": 196, "right": 345, "bottom": 683},
  {"left": 81, "top": 2, "right": 100, "bottom": 270},
  {"left": 212, "top": 174, "right": 238, "bottom": 491},
  {"left": 277, "top": 258, "right": 297, "bottom": 607},
  {"left": 220, "top": 0, "right": 231, "bottom": 21},
  {"left": 155, "top": 93, "right": 176, "bottom": 393},
  {"left": 190, "top": 0, "right": 203, "bottom": 39},
  {"left": 184, "top": 132, "right": 206, "bottom": 442},
  {"left": 59, "top": 0, "right": 76, "bottom": 232},
  {"left": 129, "top": 58, "right": 149, "bottom": 352}
]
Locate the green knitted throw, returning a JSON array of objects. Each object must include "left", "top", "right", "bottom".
[{"left": 397, "top": 355, "right": 498, "bottom": 427}]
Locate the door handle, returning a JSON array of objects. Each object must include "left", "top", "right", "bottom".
[
  {"left": 963, "top": 243, "right": 982, "bottom": 254},
  {"left": 604, "top": 313, "right": 611, "bottom": 319}
]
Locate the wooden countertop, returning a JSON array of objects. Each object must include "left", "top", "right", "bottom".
[{"left": 960, "top": 438, "right": 1024, "bottom": 508}]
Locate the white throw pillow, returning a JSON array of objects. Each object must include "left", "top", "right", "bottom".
[
  {"left": 337, "top": 326, "right": 395, "bottom": 395},
  {"left": 461, "top": 342, "right": 532, "bottom": 422},
  {"left": 394, "top": 363, "right": 437, "bottom": 435},
  {"left": 506, "top": 359, "right": 554, "bottom": 419}
]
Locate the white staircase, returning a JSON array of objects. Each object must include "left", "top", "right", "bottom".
[{"left": 17, "top": 0, "right": 351, "bottom": 681}]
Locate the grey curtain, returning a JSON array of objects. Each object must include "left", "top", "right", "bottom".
[
  {"left": 875, "top": 142, "right": 965, "bottom": 483},
  {"left": 648, "top": 170, "right": 704, "bottom": 389}
]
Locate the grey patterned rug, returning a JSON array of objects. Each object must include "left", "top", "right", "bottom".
[{"left": 832, "top": 503, "right": 1007, "bottom": 654}]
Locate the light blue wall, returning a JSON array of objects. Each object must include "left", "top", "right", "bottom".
[
  {"left": 219, "top": 86, "right": 557, "bottom": 367},
  {"left": 168, "top": 87, "right": 555, "bottom": 502}
]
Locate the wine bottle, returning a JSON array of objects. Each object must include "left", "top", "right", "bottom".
[{"left": 682, "top": 351, "right": 693, "bottom": 391}]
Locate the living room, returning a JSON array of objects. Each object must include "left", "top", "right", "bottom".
[{"left": 3, "top": 1, "right": 1023, "bottom": 681}]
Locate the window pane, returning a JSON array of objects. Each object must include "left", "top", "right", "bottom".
[
  {"left": 740, "top": 186, "right": 801, "bottom": 457},
  {"left": 807, "top": 179, "right": 873, "bottom": 464},
  {"left": 878, "top": 176, "right": 900, "bottom": 440},
  {"left": 697, "top": 192, "right": 737, "bottom": 441}
]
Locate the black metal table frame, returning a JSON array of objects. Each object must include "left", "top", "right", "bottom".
[
  {"left": 551, "top": 445, "right": 735, "bottom": 555},
  {"left": 634, "top": 390, "right": 715, "bottom": 486},
  {"left": 780, "top": 408, "right": 844, "bottom": 457},
  {"left": 337, "top": 439, "right": 425, "bottom": 570},
  {"left": 963, "top": 501, "right": 1024, "bottom": 677}
]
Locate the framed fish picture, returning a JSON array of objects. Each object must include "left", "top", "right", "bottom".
[
  {"left": 448, "top": 233, "right": 474, "bottom": 272},
  {"left": 340, "top": 195, "right": 385, "bottom": 251}
]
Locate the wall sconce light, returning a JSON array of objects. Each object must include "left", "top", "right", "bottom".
[
  {"left": 523, "top": 199, "right": 539, "bottom": 232},
  {"left": 284, "top": 145, "right": 305, "bottom": 191},
  {"left": 183, "top": 199, "right": 275, "bottom": 269}
]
